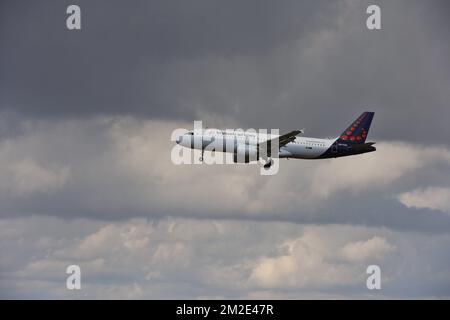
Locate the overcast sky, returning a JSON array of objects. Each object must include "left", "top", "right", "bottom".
[{"left": 1, "top": 0, "right": 450, "bottom": 299}]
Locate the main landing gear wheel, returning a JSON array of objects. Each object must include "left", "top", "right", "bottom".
[{"left": 263, "top": 158, "right": 274, "bottom": 169}]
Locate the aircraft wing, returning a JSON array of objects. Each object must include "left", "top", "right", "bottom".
[
  {"left": 258, "top": 129, "right": 303, "bottom": 158},
  {"left": 275, "top": 130, "right": 304, "bottom": 147}
]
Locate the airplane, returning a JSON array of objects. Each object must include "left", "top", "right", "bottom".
[{"left": 175, "top": 111, "right": 376, "bottom": 169}]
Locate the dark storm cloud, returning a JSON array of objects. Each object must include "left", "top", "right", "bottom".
[
  {"left": 2, "top": 0, "right": 450, "bottom": 145},
  {"left": 0, "top": 0, "right": 337, "bottom": 119}
]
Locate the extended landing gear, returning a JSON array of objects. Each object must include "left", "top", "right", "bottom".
[{"left": 199, "top": 148, "right": 215, "bottom": 162}]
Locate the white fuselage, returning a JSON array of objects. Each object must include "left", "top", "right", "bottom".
[{"left": 177, "top": 129, "right": 337, "bottom": 159}]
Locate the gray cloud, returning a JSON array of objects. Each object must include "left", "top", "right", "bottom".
[
  {"left": 1, "top": 0, "right": 450, "bottom": 298},
  {"left": 1, "top": 216, "right": 449, "bottom": 299},
  {"left": 1, "top": 117, "right": 450, "bottom": 234}
]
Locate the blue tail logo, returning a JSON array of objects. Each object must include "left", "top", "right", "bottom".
[{"left": 338, "top": 112, "right": 374, "bottom": 144}]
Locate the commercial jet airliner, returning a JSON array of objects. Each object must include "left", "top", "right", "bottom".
[{"left": 176, "top": 112, "right": 375, "bottom": 169}]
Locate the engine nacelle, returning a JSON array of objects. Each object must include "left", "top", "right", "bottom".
[{"left": 233, "top": 144, "right": 258, "bottom": 163}]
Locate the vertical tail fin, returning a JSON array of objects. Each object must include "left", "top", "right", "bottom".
[{"left": 338, "top": 112, "right": 374, "bottom": 144}]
